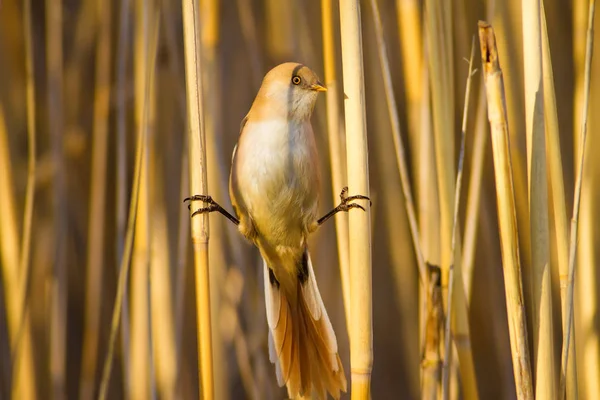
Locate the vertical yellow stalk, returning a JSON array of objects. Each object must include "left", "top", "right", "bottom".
[
  {"left": 461, "top": 87, "right": 487, "bottom": 300},
  {"left": 573, "top": 0, "right": 598, "bottom": 398},
  {"left": 443, "top": 41, "right": 476, "bottom": 400},
  {"left": 45, "top": 0, "right": 67, "bottom": 396},
  {"left": 338, "top": 1, "right": 373, "bottom": 398},
  {"left": 8, "top": 0, "right": 38, "bottom": 396},
  {"left": 130, "top": 0, "right": 154, "bottom": 397},
  {"left": 425, "top": 0, "right": 453, "bottom": 279},
  {"left": 199, "top": 0, "right": 228, "bottom": 397},
  {"left": 79, "top": 0, "right": 112, "bottom": 397},
  {"left": 182, "top": 0, "right": 214, "bottom": 398},
  {"left": 425, "top": 0, "right": 477, "bottom": 396},
  {"left": 321, "top": 0, "right": 351, "bottom": 328},
  {"left": 521, "top": 1, "right": 555, "bottom": 397},
  {"left": 115, "top": 0, "right": 132, "bottom": 390},
  {"left": 395, "top": 0, "right": 422, "bottom": 158},
  {"left": 562, "top": 1, "right": 596, "bottom": 397},
  {"left": 478, "top": 22, "right": 533, "bottom": 400},
  {"left": 540, "top": 3, "right": 578, "bottom": 398}
]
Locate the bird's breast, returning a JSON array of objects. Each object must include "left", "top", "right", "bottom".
[{"left": 232, "top": 118, "right": 320, "bottom": 243}]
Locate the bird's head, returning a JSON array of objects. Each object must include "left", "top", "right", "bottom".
[{"left": 253, "top": 62, "right": 326, "bottom": 122}]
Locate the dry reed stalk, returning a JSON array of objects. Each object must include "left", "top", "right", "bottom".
[
  {"left": 115, "top": 0, "right": 133, "bottom": 391},
  {"left": 8, "top": 0, "right": 38, "bottom": 396},
  {"left": 521, "top": 1, "right": 555, "bottom": 397},
  {"left": 181, "top": 0, "right": 215, "bottom": 397},
  {"left": 424, "top": 0, "right": 454, "bottom": 281},
  {"left": 462, "top": 87, "right": 487, "bottom": 300},
  {"left": 338, "top": 1, "right": 373, "bottom": 398},
  {"left": 321, "top": 0, "right": 351, "bottom": 330},
  {"left": 395, "top": 0, "right": 422, "bottom": 165},
  {"left": 368, "top": 0, "right": 427, "bottom": 287},
  {"left": 150, "top": 145, "right": 177, "bottom": 400},
  {"left": 79, "top": 0, "right": 112, "bottom": 397},
  {"left": 442, "top": 41, "right": 476, "bottom": 400},
  {"left": 98, "top": 9, "right": 159, "bottom": 400},
  {"left": 45, "top": 0, "right": 67, "bottom": 396},
  {"left": 573, "top": 1, "right": 598, "bottom": 398},
  {"left": 561, "top": 1, "right": 596, "bottom": 397},
  {"left": 0, "top": 107, "right": 36, "bottom": 400},
  {"left": 540, "top": 3, "right": 578, "bottom": 398},
  {"left": 198, "top": 1, "right": 230, "bottom": 396},
  {"left": 129, "top": 0, "right": 155, "bottom": 397},
  {"left": 416, "top": 43, "right": 440, "bottom": 357},
  {"left": 422, "top": 267, "right": 443, "bottom": 400},
  {"left": 425, "top": 1, "right": 478, "bottom": 397},
  {"left": 573, "top": 0, "right": 588, "bottom": 161},
  {"left": 478, "top": 21, "right": 533, "bottom": 400}
]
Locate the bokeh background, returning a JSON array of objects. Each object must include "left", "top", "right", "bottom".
[{"left": 0, "top": 0, "right": 598, "bottom": 399}]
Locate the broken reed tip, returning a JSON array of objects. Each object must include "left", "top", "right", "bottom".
[{"left": 477, "top": 21, "right": 499, "bottom": 71}]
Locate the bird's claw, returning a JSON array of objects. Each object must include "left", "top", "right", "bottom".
[
  {"left": 191, "top": 204, "right": 219, "bottom": 218},
  {"left": 339, "top": 186, "right": 372, "bottom": 207},
  {"left": 184, "top": 194, "right": 215, "bottom": 204}
]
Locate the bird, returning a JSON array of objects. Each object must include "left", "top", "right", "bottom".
[{"left": 185, "top": 62, "right": 369, "bottom": 399}]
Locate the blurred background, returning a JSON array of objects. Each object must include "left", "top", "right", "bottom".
[{"left": 0, "top": 0, "right": 598, "bottom": 399}]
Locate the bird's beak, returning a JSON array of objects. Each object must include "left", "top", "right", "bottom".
[{"left": 310, "top": 82, "right": 327, "bottom": 92}]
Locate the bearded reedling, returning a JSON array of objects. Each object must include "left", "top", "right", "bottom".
[{"left": 186, "top": 62, "right": 370, "bottom": 399}]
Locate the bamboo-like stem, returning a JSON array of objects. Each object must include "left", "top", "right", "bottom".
[
  {"left": 561, "top": 0, "right": 596, "bottom": 397},
  {"left": 521, "top": 1, "right": 555, "bottom": 397},
  {"left": 368, "top": 0, "right": 427, "bottom": 287},
  {"left": 98, "top": 9, "right": 159, "bottom": 400},
  {"left": 115, "top": 0, "right": 132, "bottom": 392},
  {"left": 181, "top": 0, "right": 214, "bottom": 397},
  {"left": 338, "top": 1, "right": 373, "bottom": 398},
  {"left": 442, "top": 40, "right": 476, "bottom": 400},
  {"left": 539, "top": 3, "right": 578, "bottom": 398},
  {"left": 321, "top": 0, "right": 351, "bottom": 332},
  {"left": 79, "top": 0, "right": 112, "bottom": 397},
  {"left": 46, "top": 0, "right": 67, "bottom": 396},
  {"left": 478, "top": 22, "right": 533, "bottom": 400}
]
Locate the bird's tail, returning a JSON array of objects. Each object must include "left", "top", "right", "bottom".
[{"left": 263, "top": 252, "right": 347, "bottom": 399}]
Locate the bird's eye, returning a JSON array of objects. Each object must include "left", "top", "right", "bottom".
[{"left": 292, "top": 76, "right": 301, "bottom": 85}]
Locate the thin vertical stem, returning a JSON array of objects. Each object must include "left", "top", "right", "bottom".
[
  {"left": 478, "top": 22, "right": 533, "bottom": 399},
  {"left": 521, "top": 0, "right": 555, "bottom": 397},
  {"left": 181, "top": 0, "right": 214, "bottom": 397},
  {"left": 338, "top": 1, "right": 373, "bottom": 398},
  {"left": 561, "top": 0, "right": 596, "bottom": 397},
  {"left": 115, "top": 0, "right": 132, "bottom": 392},
  {"left": 442, "top": 40, "right": 476, "bottom": 399},
  {"left": 321, "top": 0, "right": 351, "bottom": 330}
]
